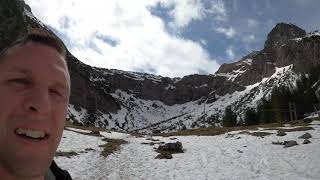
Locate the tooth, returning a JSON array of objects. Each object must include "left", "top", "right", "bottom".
[
  {"left": 26, "top": 130, "right": 41, "bottom": 138},
  {"left": 15, "top": 128, "right": 45, "bottom": 138},
  {"left": 16, "top": 128, "right": 25, "bottom": 135}
]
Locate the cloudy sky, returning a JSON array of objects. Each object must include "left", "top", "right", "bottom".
[{"left": 25, "top": 0, "right": 320, "bottom": 78}]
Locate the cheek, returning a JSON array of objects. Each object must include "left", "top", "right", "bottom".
[
  {"left": 52, "top": 104, "right": 68, "bottom": 130},
  {"left": 0, "top": 97, "right": 21, "bottom": 149},
  {"left": 51, "top": 106, "right": 68, "bottom": 146},
  {"left": 0, "top": 94, "right": 21, "bottom": 128}
]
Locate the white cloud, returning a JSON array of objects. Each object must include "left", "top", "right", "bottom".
[
  {"left": 158, "top": 0, "right": 205, "bottom": 30},
  {"left": 157, "top": 0, "right": 227, "bottom": 30},
  {"left": 209, "top": 0, "right": 227, "bottom": 21},
  {"left": 25, "top": 0, "right": 220, "bottom": 77},
  {"left": 226, "top": 47, "right": 235, "bottom": 59},
  {"left": 215, "top": 26, "right": 237, "bottom": 39}
]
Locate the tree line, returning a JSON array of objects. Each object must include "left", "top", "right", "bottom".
[{"left": 223, "top": 64, "right": 320, "bottom": 127}]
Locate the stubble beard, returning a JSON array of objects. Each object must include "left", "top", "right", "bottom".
[{"left": 0, "top": 144, "right": 55, "bottom": 179}]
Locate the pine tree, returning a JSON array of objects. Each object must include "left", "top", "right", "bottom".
[
  {"left": 257, "top": 98, "right": 275, "bottom": 123},
  {"left": 293, "top": 71, "right": 320, "bottom": 118},
  {"left": 244, "top": 108, "right": 259, "bottom": 126},
  {"left": 222, "top": 106, "right": 237, "bottom": 127}
]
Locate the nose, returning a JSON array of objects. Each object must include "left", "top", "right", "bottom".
[{"left": 23, "top": 87, "right": 51, "bottom": 115}]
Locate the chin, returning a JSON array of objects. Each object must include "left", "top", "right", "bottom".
[{"left": 3, "top": 154, "right": 52, "bottom": 179}]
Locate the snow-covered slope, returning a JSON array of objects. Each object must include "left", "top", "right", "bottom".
[{"left": 67, "top": 64, "right": 299, "bottom": 133}]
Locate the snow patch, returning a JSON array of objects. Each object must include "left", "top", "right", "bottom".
[{"left": 165, "top": 84, "right": 176, "bottom": 90}]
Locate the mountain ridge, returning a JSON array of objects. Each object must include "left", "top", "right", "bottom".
[{"left": 1, "top": 0, "right": 319, "bottom": 133}]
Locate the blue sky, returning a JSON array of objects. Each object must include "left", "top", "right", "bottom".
[{"left": 26, "top": 0, "right": 320, "bottom": 77}]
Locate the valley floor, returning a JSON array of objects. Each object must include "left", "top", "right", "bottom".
[{"left": 55, "top": 121, "right": 320, "bottom": 180}]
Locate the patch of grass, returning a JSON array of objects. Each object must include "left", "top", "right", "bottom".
[
  {"left": 159, "top": 123, "right": 283, "bottom": 137},
  {"left": 158, "top": 126, "right": 254, "bottom": 137},
  {"left": 65, "top": 121, "right": 110, "bottom": 132},
  {"left": 65, "top": 121, "right": 135, "bottom": 136},
  {"left": 265, "top": 126, "right": 314, "bottom": 132},
  {"left": 285, "top": 120, "right": 313, "bottom": 126},
  {"left": 156, "top": 121, "right": 317, "bottom": 137},
  {"left": 238, "top": 131, "right": 273, "bottom": 137},
  {"left": 99, "top": 138, "right": 128, "bottom": 157},
  {"left": 55, "top": 151, "right": 79, "bottom": 158},
  {"left": 279, "top": 126, "right": 314, "bottom": 132},
  {"left": 64, "top": 127, "right": 103, "bottom": 137}
]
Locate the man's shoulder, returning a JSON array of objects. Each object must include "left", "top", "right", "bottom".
[{"left": 50, "top": 161, "right": 72, "bottom": 180}]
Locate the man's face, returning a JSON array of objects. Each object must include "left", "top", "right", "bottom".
[{"left": 0, "top": 42, "right": 70, "bottom": 178}]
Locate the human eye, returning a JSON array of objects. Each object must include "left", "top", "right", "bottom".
[
  {"left": 49, "top": 88, "right": 64, "bottom": 97},
  {"left": 7, "top": 78, "right": 30, "bottom": 86},
  {"left": 49, "top": 82, "right": 69, "bottom": 101},
  {"left": 49, "top": 88, "right": 69, "bottom": 101}
]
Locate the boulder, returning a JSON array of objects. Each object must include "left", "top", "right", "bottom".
[
  {"left": 155, "top": 152, "right": 173, "bottom": 159},
  {"left": 156, "top": 141, "right": 184, "bottom": 154},
  {"left": 225, "top": 134, "right": 234, "bottom": 138},
  {"left": 277, "top": 131, "right": 287, "bottom": 136},
  {"left": 283, "top": 141, "right": 298, "bottom": 148},
  {"left": 237, "top": 150, "right": 243, "bottom": 153},
  {"left": 85, "top": 148, "right": 95, "bottom": 152},
  {"left": 298, "top": 132, "right": 312, "bottom": 139},
  {"left": 272, "top": 141, "right": 284, "bottom": 145},
  {"left": 303, "top": 139, "right": 311, "bottom": 144}
]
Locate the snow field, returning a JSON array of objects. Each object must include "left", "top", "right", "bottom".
[{"left": 55, "top": 124, "right": 320, "bottom": 180}]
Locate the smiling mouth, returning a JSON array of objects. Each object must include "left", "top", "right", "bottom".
[{"left": 14, "top": 128, "right": 48, "bottom": 140}]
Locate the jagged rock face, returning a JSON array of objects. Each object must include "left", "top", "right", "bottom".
[
  {"left": 233, "top": 53, "right": 276, "bottom": 86},
  {"left": 216, "top": 51, "right": 276, "bottom": 86},
  {"left": 273, "top": 35, "right": 320, "bottom": 73},
  {"left": 88, "top": 69, "right": 238, "bottom": 105},
  {"left": 264, "top": 23, "right": 306, "bottom": 50},
  {"left": 216, "top": 23, "right": 320, "bottom": 86},
  {"left": 66, "top": 55, "right": 121, "bottom": 113},
  {"left": 261, "top": 23, "right": 320, "bottom": 73}
]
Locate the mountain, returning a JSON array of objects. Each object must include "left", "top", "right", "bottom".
[{"left": 1, "top": 0, "right": 320, "bottom": 133}]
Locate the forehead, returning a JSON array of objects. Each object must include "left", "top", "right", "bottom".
[
  {"left": 0, "top": 42, "right": 70, "bottom": 85},
  {"left": 2, "top": 41, "right": 65, "bottom": 63}
]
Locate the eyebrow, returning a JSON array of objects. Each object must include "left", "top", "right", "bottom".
[
  {"left": 7, "top": 67, "right": 32, "bottom": 75},
  {"left": 7, "top": 66, "right": 70, "bottom": 90},
  {"left": 51, "top": 81, "right": 70, "bottom": 91}
]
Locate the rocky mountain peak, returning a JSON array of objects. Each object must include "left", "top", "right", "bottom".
[{"left": 264, "top": 22, "right": 306, "bottom": 49}]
